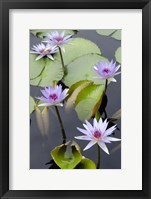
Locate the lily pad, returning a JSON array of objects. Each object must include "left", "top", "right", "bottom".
[
  {"left": 55, "top": 38, "right": 101, "bottom": 66},
  {"left": 75, "top": 84, "right": 105, "bottom": 121},
  {"left": 66, "top": 80, "right": 93, "bottom": 110},
  {"left": 96, "top": 29, "right": 121, "bottom": 40},
  {"left": 30, "top": 58, "right": 64, "bottom": 87},
  {"left": 115, "top": 47, "right": 121, "bottom": 64},
  {"left": 31, "top": 29, "right": 78, "bottom": 39},
  {"left": 111, "top": 30, "right": 121, "bottom": 40},
  {"left": 30, "top": 54, "right": 46, "bottom": 79},
  {"left": 75, "top": 157, "right": 96, "bottom": 169},
  {"left": 51, "top": 142, "right": 82, "bottom": 169},
  {"left": 96, "top": 29, "right": 116, "bottom": 36},
  {"left": 30, "top": 96, "right": 36, "bottom": 114},
  {"left": 64, "top": 54, "right": 108, "bottom": 87}
]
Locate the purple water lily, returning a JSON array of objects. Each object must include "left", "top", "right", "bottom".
[
  {"left": 43, "top": 31, "right": 72, "bottom": 52},
  {"left": 36, "top": 85, "right": 69, "bottom": 107},
  {"left": 75, "top": 118, "right": 120, "bottom": 154},
  {"left": 30, "top": 43, "right": 58, "bottom": 61},
  {"left": 94, "top": 60, "right": 121, "bottom": 82}
]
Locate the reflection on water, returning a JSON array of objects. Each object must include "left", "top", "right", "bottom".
[{"left": 30, "top": 30, "right": 121, "bottom": 169}]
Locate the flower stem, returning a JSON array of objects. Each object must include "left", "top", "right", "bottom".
[
  {"left": 58, "top": 47, "right": 65, "bottom": 70},
  {"left": 105, "top": 79, "right": 108, "bottom": 93},
  {"left": 97, "top": 144, "right": 101, "bottom": 169},
  {"left": 55, "top": 106, "right": 66, "bottom": 143}
]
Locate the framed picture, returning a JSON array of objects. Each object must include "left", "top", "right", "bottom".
[{"left": 0, "top": 0, "right": 150, "bottom": 198}]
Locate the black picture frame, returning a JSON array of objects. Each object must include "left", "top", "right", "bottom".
[{"left": 0, "top": 0, "right": 150, "bottom": 198}]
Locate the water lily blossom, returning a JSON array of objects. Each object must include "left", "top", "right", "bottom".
[
  {"left": 75, "top": 118, "right": 120, "bottom": 154},
  {"left": 94, "top": 60, "right": 121, "bottom": 82},
  {"left": 43, "top": 31, "right": 72, "bottom": 52},
  {"left": 30, "top": 43, "right": 58, "bottom": 61},
  {"left": 36, "top": 85, "right": 69, "bottom": 107}
]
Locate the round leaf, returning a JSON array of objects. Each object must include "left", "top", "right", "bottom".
[
  {"left": 75, "top": 157, "right": 96, "bottom": 169},
  {"left": 111, "top": 30, "right": 121, "bottom": 40},
  {"left": 96, "top": 29, "right": 121, "bottom": 40},
  {"left": 30, "top": 59, "right": 64, "bottom": 87},
  {"left": 30, "top": 54, "right": 46, "bottom": 79},
  {"left": 64, "top": 54, "right": 108, "bottom": 87},
  {"left": 115, "top": 47, "right": 121, "bottom": 64},
  {"left": 66, "top": 80, "right": 92, "bottom": 110},
  {"left": 96, "top": 29, "right": 116, "bottom": 36},
  {"left": 75, "top": 84, "right": 105, "bottom": 121},
  {"left": 30, "top": 96, "right": 35, "bottom": 114},
  {"left": 55, "top": 38, "right": 101, "bottom": 66},
  {"left": 51, "top": 142, "right": 82, "bottom": 169}
]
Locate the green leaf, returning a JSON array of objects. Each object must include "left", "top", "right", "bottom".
[
  {"left": 115, "top": 47, "right": 121, "bottom": 64},
  {"left": 55, "top": 38, "right": 101, "bottom": 66},
  {"left": 111, "top": 30, "right": 121, "bottom": 40},
  {"left": 96, "top": 29, "right": 116, "bottom": 36},
  {"left": 96, "top": 29, "right": 121, "bottom": 40},
  {"left": 31, "top": 29, "right": 78, "bottom": 39},
  {"left": 75, "top": 84, "right": 105, "bottom": 121},
  {"left": 75, "top": 157, "right": 96, "bottom": 169},
  {"left": 30, "top": 96, "right": 35, "bottom": 114},
  {"left": 51, "top": 142, "right": 82, "bottom": 169},
  {"left": 65, "top": 80, "right": 93, "bottom": 110},
  {"left": 64, "top": 54, "right": 108, "bottom": 87},
  {"left": 30, "top": 58, "right": 64, "bottom": 87},
  {"left": 30, "top": 54, "right": 46, "bottom": 79}
]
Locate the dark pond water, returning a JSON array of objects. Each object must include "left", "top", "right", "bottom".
[{"left": 30, "top": 30, "right": 121, "bottom": 169}]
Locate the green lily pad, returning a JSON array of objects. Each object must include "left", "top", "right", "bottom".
[
  {"left": 75, "top": 84, "right": 105, "bottom": 121},
  {"left": 75, "top": 157, "right": 96, "bottom": 169},
  {"left": 51, "top": 142, "right": 82, "bottom": 169},
  {"left": 96, "top": 29, "right": 121, "bottom": 40},
  {"left": 30, "top": 58, "right": 64, "bottom": 87},
  {"left": 115, "top": 47, "right": 121, "bottom": 64},
  {"left": 64, "top": 54, "right": 108, "bottom": 87},
  {"left": 55, "top": 38, "right": 101, "bottom": 66},
  {"left": 66, "top": 80, "right": 93, "bottom": 109},
  {"left": 30, "top": 54, "right": 46, "bottom": 79},
  {"left": 111, "top": 30, "right": 121, "bottom": 40},
  {"left": 96, "top": 29, "right": 116, "bottom": 36},
  {"left": 31, "top": 29, "right": 78, "bottom": 39},
  {"left": 30, "top": 96, "right": 36, "bottom": 114}
]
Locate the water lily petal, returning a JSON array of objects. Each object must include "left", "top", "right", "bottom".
[{"left": 83, "top": 140, "right": 97, "bottom": 151}]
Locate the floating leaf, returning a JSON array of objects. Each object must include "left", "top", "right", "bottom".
[
  {"left": 30, "top": 54, "right": 45, "bottom": 79},
  {"left": 64, "top": 54, "right": 108, "bottom": 87},
  {"left": 51, "top": 142, "right": 82, "bottom": 169},
  {"left": 115, "top": 47, "right": 121, "bottom": 64},
  {"left": 66, "top": 80, "right": 92, "bottom": 110},
  {"left": 30, "top": 58, "right": 64, "bottom": 87},
  {"left": 30, "top": 96, "right": 36, "bottom": 114},
  {"left": 96, "top": 29, "right": 121, "bottom": 40},
  {"left": 75, "top": 157, "right": 96, "bottom": 169},
  {"left": 31, "top": 29, "right": 78, "bottom": 39},
  {"left": 111, "top": 30, "right": 121, "bottom": 40},
  {"left": 55, "top": 38, "right": 101, "bottom": 66},
  {"left": 35, "top": 107, "right": 49, "bottom": 136},
  {"left": 96, "top": 29, "right": 116, "bottom": 36},
  {"left": 75, "top": 84, "right": 105, "bottom": 121}
]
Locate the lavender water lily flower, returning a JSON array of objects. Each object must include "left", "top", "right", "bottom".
[
  {"left": 43, "top": 31, "right": 72, "bottom": 52},
  {"left": 30, "top": 43, "right": 58, "bottom": 61},
  {"left": 75, "top": 118, "right": 120, "bottom": 154},
  {"left": 36, "top": 85, "right": 69, "bottom": 107},
  {"left": 94, "top": 60, "right": 121, "bottom": 82}
]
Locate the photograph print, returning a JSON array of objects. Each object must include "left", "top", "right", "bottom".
[{"left": 30, "top": 29, "right": 121, "bottom": 169}]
